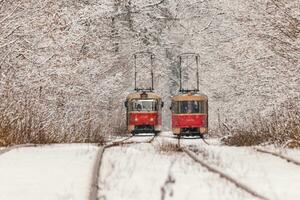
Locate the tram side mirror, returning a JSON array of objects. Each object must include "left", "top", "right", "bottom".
[
  {"left": 124, "top": 101, "right": 128, "bottom": 108},
  {"left": 161, "top": 102, "right": 164, "bottom": 108},
  {"left": 169, "top": 106, "right": 172, "bottom": 110}
]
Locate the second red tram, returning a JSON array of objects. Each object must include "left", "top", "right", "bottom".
[
  {"left": 171, "top": 92, "right": 208, "bottom": 137},
  {"left": 125, "top": 91, "right": 163, "bottom": 135}
]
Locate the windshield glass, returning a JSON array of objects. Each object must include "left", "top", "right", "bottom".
[
  {"left": 173, "top": 101, "right": 205, "bottom": 113},
  {"left": 131, "top": 99, "right": 157, "bottom": 111}
]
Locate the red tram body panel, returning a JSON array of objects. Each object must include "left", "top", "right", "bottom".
[
  {"left": 129, "top": 112, "right": 161, "bottom": 126},
  {"left": 172, "top": 114, "right": 207, "bottom": 128}
]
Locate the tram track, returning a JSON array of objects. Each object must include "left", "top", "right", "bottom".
[
  {"left": 0, "top": 144, "right": 39, "bottom": 156},
  {"left": 89, "top": 134, "right": 157, "bottom": 200},
  {"left": 4, "top": 135, "right": 297, "bottom": 200},
  {"left": 254, "top": 147, "right": 300, "bottom": 167},
  {"left": 0, "top": 134, "right": 157, "bottom": 200},
  {"left": 177, "top": 138, "right": 270, "bottom": 200}
]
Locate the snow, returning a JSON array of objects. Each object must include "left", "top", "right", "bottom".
[
  {"left": 283, "top": 149, "right": 300, "bottom": 161},
  {"left": 0, "top": 144, "right": 98, "bottom": 200},
  {"left": 264, "top": 147, "right": 300, "bottom": 162},
  {"left": 0, "top": 0, "right": 299, "bottom": 198},
  {"left": 99, "top": 136, "right": 255, "bottom": 200},
  {"left": 187, "top": 144, "right": 300, "bottom": 200},
  {"left": 0, "top": 133, "right": 300, "bottom": 200}
]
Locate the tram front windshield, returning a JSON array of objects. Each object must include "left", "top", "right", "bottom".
[
  {"left": 173, "top": 101, "right": 205, "bottom": 114},
  {"left": 131, "top": 99, "right": 157, "bottom": 111}
]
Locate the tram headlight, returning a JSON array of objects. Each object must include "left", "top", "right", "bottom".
[
  {"left": 149, "top": 118, "right": 154, "bottom": 122},
  {"left": 134, "top": 118, "right": 138, "bottom": 122}
]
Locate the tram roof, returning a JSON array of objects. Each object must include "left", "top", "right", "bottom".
[
  {"left": 126, "top": 92, "right": 162, "bottom": 101},
  {"left": 172, "top": 93, "right": 208, "bottom": 101}
]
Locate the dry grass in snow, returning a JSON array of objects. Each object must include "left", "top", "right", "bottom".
[
  {"left": 156, "top": 141, "right": 182, "bottom": 153},
  {"left": 0, "top": 100, "right": 106, "bottom": 146},
  {"left": 222, "top": 102, "right": 300, "bottom": 148}
]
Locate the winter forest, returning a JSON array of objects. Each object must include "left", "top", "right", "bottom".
[{"left": 0, "top": 0, "right": 299, "bottom": 144}]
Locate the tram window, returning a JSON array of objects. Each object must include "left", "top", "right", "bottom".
[
  {"left": 177, "top": 101, "right": 206, "bottom": 114},
  {"left": 171, "top": 101, "right": 179, "bottom": 113},
  {"left": 131, "top": 99, "right": 158, "bottom": 111}
]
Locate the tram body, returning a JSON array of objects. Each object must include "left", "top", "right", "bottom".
[
  {"left": 125, "top": 92, "right": 163, "bottom": 135},
  {"left": 171, "top": 93, "right": 208, "bottom": 137}
]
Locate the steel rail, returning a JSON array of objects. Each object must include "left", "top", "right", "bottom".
[
  {"left": 254, "top": 148, "right": 300, "bottom": 166},
  {"left": 178, "top": 139, "right": 270, "bottom": 200},
  {"left": 0, "top": 137, "right": 159, "bottom": 200},
  {"left": 89, "top": 134, "right": 156, "bottom": 200},
  {"left": 0, "top": 135, "right": 154, "bottom": 200},
  {"left": 0, "top": 144, "right": 39, "bottom": 156}
]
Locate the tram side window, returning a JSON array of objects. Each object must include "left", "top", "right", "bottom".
[{"left": 171, "top": 101, "right": 179, "bottom": 113}]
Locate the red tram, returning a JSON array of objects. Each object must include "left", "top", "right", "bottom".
[
  {"left": 170, "top": 53, "right": 208, "bottom": 137},
  {"left": 124, "top": 52, "right": 163, "bottom": 135},
  {"left": 125, "top": 91, "right": 163, "bottom": 135},
  {"left": 171, "top": 92, "right": 208, "bottom": 137}
]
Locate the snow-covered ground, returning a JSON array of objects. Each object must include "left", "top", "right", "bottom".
[
  {"left": 263, "top": 147, "right": 300, "bottom": 162},
  {"left": 0, "top": 133, "right": 300, "bottom": 200},
  {"left": 180, "top": 141, "right": 300, "bottom": 200},
  {"left": 0, "top": 144, "right": 98, "bottom": 200},
  {"left": 99, "top": 142, "right": 254, "bottom": 200}
]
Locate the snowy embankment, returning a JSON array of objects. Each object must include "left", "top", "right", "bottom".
[{"left": 0, "top": 144, "right": 98, "bottom": 200}]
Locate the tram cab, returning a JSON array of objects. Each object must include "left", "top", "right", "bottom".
[
  {"left": 171, "top": 92, "right": 208, "bottom": 137},
  {"left": 125, "top": 91, "right": 163, "bottom": 135}
]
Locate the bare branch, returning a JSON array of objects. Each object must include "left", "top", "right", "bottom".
[
  {"left": 4, "top": 25, "right": 21, "bottom": 39},
  {"left": 0, "top": 5, "right": 19, "bottom": 24},
  {"left": 142, "top": 0, "right": 165, "bottom": 9},
  {"left": 200, "top": 20, "right": 212, "bottom": 31},
  {"left": 0, "top": 39, "right": 18, "bottom": 49}
]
